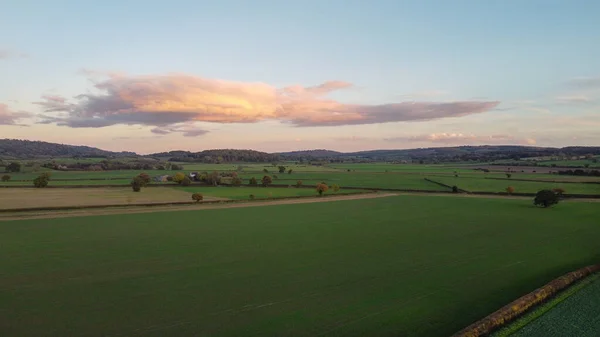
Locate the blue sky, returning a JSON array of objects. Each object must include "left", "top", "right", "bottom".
[{"left": 1, "top": 0, "right": 599, "bottom": 153}]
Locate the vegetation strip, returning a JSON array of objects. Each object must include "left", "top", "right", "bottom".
[
  {"left": 452, "top": 264, "right": 600, "bottom": 337},
  {"left": 0, "top": 190, "right": 377, "bottom": 213},
  {"left": 484, "top": 177, "right": 600, "bottom": 184}
]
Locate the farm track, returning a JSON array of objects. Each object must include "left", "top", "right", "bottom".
[{"left": 2, "top": 192, "right": 599, "bottom": 222}]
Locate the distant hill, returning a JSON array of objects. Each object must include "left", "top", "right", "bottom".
[
  {"left": 0, "top": 139, "right": 137, "bottom": 159},
  {"left": 277, "top": 149, "right": 343, "bottom": 158},
  {"left": 147, "top": 149, "right": 279, "bottom": 163}
]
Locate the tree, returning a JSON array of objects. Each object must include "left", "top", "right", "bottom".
[
  {"left": 261, "top": 175, "right": 272, "bottom": 187},
  {"left": 192, "top": 193, "right": 203, "bottom": 202},
  {"left": 166, "top": 176, "right": 173, "bottom": 182},
  {"left": 231, "top": 176, "right": 243, "bottom": 186},
  {"left": 205, "top": 171, "right": 221, "bottom": 186},
  {"left": 288, "top": 169, "right": 293, "bottom": 174},
  {"left": 6, "top": 162, "right": 21, "bottom": 173},
  {"left": 263, "top": 168, "right": 269, "bottom": 173},
  {"left": 249, "top": 194, "right": 255, "bottom": 200},
  {"left": 181, "top": 176, "right": 192, "bottom": 186},
  {"left": 452, "top": 186, "right": 459, "bottom": 193},
  {"left": 316, "top": 183, "right": 328, "bottom": 196},
  {"left": 1, "top": 174, "right": 9, "bottom": 182},
  {"left": 331, "top": 184, "right": 340, "bottom": 192},
  {"left": 296, "top": 180, "right": 303, "bottom": 188},
  {"left": 534, "top": 190, "right": 560, "bottom": 208},
  {"left": 131, "top": 176, "right": 144, "bottom": 192},
  {"left": 249, "top": 177, "right": 258, "bottom": 185},
  {"left": 138, "top": 172, "right": 151, "bottom": 186},
  {"left": 33, "top": 173, "right": 50, "bottom": 188},
  {"left": 278, "top": 166, "right": 286, "bottom": 173},
  {"left": 171, "top": 164, "right": 183, "bottom": 170},
  {"left": 552, "top": 187, "right": 566, "bottom": 196},
  {"left": 506, "top": 186, "right": 515, "bottom": 194},
  {"left": 172, "top": 172, "right": 186, "bottom": 184},
  {"left": 506, "top": 173, "right": 512, "bottom": 178}
]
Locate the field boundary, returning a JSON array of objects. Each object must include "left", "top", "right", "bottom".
[
  {"left": 452, "top": 264, "right": 600, "bottom": 337},
  {"left": 423, "top": 178, "right": 469, "bottom": 192},
  {"left": 484, "top": 177, "right": 600, "bottom": 184},
  {"left": 0, "top": 190, "right": 377, "bottom": 213}
]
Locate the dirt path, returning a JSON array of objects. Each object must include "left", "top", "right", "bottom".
[{"left": 0, "top": 193, "right": 398, "bottom": 221}]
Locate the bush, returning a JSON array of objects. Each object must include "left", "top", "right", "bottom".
[
  {"left": 1, "top": 174, "right": 9, "bottom": 182},
  {"left": 278, "top": 166, "right": 286, "bottom": 173},
  {"left": 262, "top": 175, "right": 272, "bottom": 187},
  {"left": 296, "top": 180, "right": 303, "bottom": 188},
  {"left": 138, "top": 172, "right": 151, "bottom": 186},
  {"left": 249, "top": 177, "right": 258, "bottom": 185},
  {"left": 181, "top": 176, "right": 192, "bottom": 186},
  {"left": 506, "top": 186, "right": 515, "bottom": 194},
  {"left": 506, "top": 173, "right": 512, "bottom": 178},
  {"left": 33, "top": 173, "right": 51, "bottom": 188},
  {"left": 192, "top": 193, "right": 203, "bottom": 202},
  {"left": 316, "top": 183, "right": 329, "bottom": 196},
  {"left": 263, "top": 168, "right": 269, "bottom": 173},
  {"left": 172, "top": 172, "right": 186, "bottom": 184},
  {"left": 288, "top": 169, "right": 293, "bottom": 174},
  {"left": 166, "top": 176, "right": 173, "bottom": 182},
  {"left": 452, "top": 186, "right": 459, "bottom": 193},
  {"left": 331, "top": 184, "right": 340, "bottom": 192},
  {"left": 131, "top": 176, "right": 144, "bottom": 192},
  {"left": 231, "top": 177, "right": 242, "bottom": 186},
  {"left": 249, "top": 194, "right": 255, "bottom": 200},
  {"left": 552, "top": 187, "right": 566, "bottom": 196},
  {"left": 534, "top": 190, "right": 560, "bottom": 208}
]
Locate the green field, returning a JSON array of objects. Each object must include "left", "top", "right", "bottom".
[
  {"left": 1, "top": 195, "right": 599, "bottom": 336},
  {"left": 428, "top": 176, "right": 600, "bottom": 194},
  {"left": 179, "top": 186, "right": 364, "bottom": 199}
]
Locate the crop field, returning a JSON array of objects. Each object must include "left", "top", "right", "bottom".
[
  {"left": 501, "top": 273, "right": 600, "bottom": 336},
  {"left": 178, "top": 186, "right": 365, "bottom": 199},
  {"left": 428, "top": 176, "right": 600, "bottom": 194},
  {"left": 0, "top": 187, "right": 220, "bottom": 210},
  {"left": 1, "top": 195, "right": 599, "bottom": 336}
]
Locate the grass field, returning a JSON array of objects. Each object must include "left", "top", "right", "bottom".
[
  {"left": 1, "top": 195, "right": 599, "bottom": 336},
  {"left": 178, "top": 186, "right": 364, "bottom": 199},
  {"left": 428, "top": 176, "right": 600, "bottom": 194}
]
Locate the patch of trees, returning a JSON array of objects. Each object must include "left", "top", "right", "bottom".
[
  {"left": 557, "top": 169, "right": 600, "bottom": 177},
  {"left": 0, "top": 139, "right": 136, "bottom": 159},
  {"left": 5, "top": 162, "right": 21, "bottom": 172},
  {"left": 131, "top": 173, "right": 151, "bottom": 192},
  {"left": 155, "top": 149, "right": 280, "bottom": 163},
  {"left": 33, "top": 173, "right": 51, "bottom": 188},
  {"left": 534, "top": 190, "right": 560, "bottom": 208}
]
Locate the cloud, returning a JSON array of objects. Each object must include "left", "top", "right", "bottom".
[
  {"left": 150, "top": 125, "right": 209, "bottom": 137},
  {"left": 34, "top": 73, "right": 500, "bottom": 129},
  {"left": 0, "top": 49, "right": 27, "bottom": 59},
  {"left": 398, "top": 90, "right": 448, "bottom": 100},
  {"left": 568, "top": 76, "right": 600, "bottom": 89},
  {"left": 0, "top": 104, "right": 31, "bottom": 125},
  {"left": 555, "top": 95, "right": 593, "bottom": 104},
  {"left": 385, "top": 133, "right": 536, "bottom": 145}
]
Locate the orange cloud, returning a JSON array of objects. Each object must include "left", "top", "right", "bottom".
[{"left": 34, "top": 73, "right": 500, "bottom": 129}]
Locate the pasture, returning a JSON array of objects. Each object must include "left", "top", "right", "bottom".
[{"left": 1, "top": 195, "right": 599, "bottom": 336}]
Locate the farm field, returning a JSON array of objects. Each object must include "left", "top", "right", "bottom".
[
  {"left": 1, "top": 195, "right": 599, "bottom": 336},
  {"left": 178, "top": 186, "right": 365, "bottom": 200},
  {"left": 429, "top": 176, "right": 600, "bottom": 194},
  {"left": 504, "top": 273, "right": 600, "bottom": 336},
  {"left": 0, "top": 187, "right": 219, "bottom": 210}
]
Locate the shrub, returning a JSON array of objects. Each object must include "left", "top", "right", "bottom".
[
  {"left": 249, "top": 177, "right": 258, "bottom": 185},
  {"left": 131, "top": 176, "right": 144, "bottom": 192},
  {"left": 166, "top": 176, "right": 173, "bottom": 182},
  {"left": 263, "top": 168, "right": 269, "bottom": 173},
  {"left": 192, "top": 193, "right": 203, "bottom": 202},
  {"left": 296, "top": 180, "right": 303, "bottom": 188},
  {"left": 506, "top": 173, "right": 512, "bottom": 178},
  {"left": 506, "top": 186, "right": 515, "bottom": 194},
  {"left": 316, "top": 183, "right": 328, "bottom": 196},
  {"left": 262, "top": 175, "right": 272, "bottom": 187},
  {"left": 181, "top": 176, "right": 192, "bottom": 186},
  {"left": 288, "top": 169, "right": 293, "bottom": 174},
  {"left": 534, "top": 190, "right": 560, "bottom": 208},
  {"left": 249, "top": 194, "right": 255, "bottom": 200},
  {"left": 331, "top": 184, "right": 340, "bottom": 192},
  {"left": 231, "top": 177, "right": 243, "bottom": 186},
  {"left": 273, "top": 174, "right": 278, "bottom": 179},
  {"left": 452, "top": 186, "right": 459, "bottom": 193},
  {"left": 278, "top": 166, "right": 286, "bottom": 173},
  {"left": 33, "top": 173, "right": 51, "bottom": 188},
  {"left": 552, "top": 187, "right": 566, "bottom": 196},
  {"left": 1, "top": 174, "right": 9, "bottom": 182}
]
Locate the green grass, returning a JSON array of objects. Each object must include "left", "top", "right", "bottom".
[
  {"left": 428, "top": 176, "right": 600, "bottom": 194},
  {"left": 177, "top": 186, "right": 364, "bottom": 199},
  {"left": 503, "top": 273, "right": 600, "bottom": 336},
  {"left": 1, "top": 195, "right": 599, "bottom": 336}
]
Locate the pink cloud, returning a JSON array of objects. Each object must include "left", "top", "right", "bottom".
[
  {"left": 386, "top": 133, "right": 536, "bottom": 145},
  {"left": 33, "top": 73, "right": 500, "bottom": 129},
  {"left": 0, "top": 104, "right": 30, "bottom": 125}
]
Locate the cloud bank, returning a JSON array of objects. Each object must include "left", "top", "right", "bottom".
[
  {"left": 386, "top": 133, "right": 536, "bottom": 145},
  {"left": 34, "top": 73, "right": 500, "bottom": 129},
  {"left": 0, "top": 104, "right": 30, "bottom": 125}
]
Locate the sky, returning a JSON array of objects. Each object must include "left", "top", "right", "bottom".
[{"left": 1, "top": 0, "right": 599, "bottom": 154}]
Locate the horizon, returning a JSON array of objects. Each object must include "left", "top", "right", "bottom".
[{"left": 1, "top": 1, "right": 599, "bottom": 153}]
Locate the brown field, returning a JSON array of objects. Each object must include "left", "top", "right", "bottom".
[{"left": 0, "top": 187, "right": 224, "bottom": 210}]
